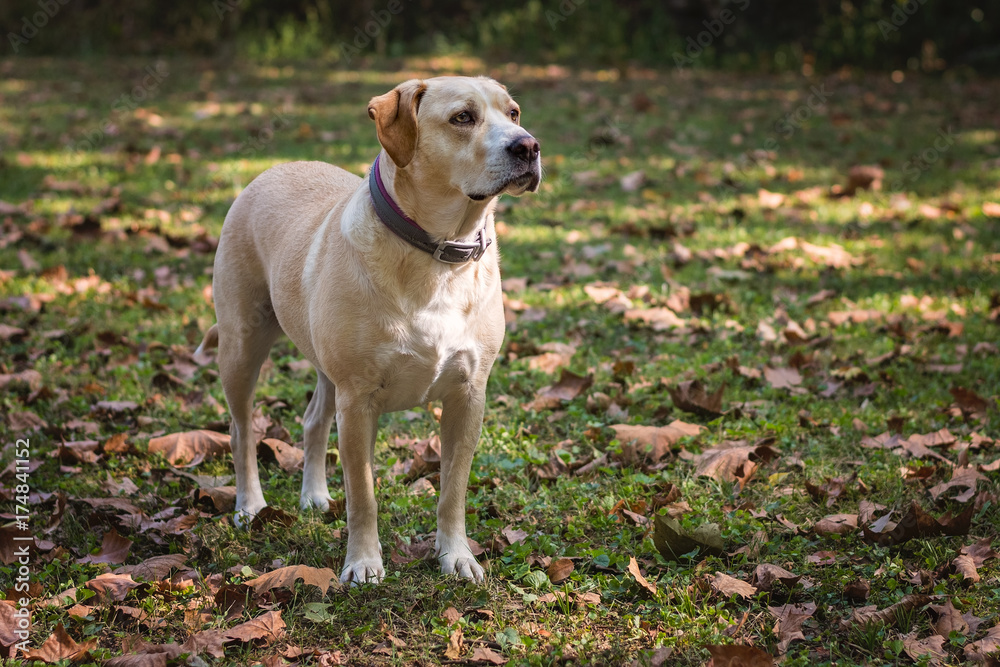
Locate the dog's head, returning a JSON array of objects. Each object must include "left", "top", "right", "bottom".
[{"left": 368, "top": 76, "right": 541, "bottom": 201}]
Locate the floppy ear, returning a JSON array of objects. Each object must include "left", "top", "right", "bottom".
[{"left": 367, "top": 79, "right": 427, "bottom": 169}]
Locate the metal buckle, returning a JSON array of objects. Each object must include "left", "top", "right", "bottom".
[{"left": 432, "top": 230, "right": 489, "bottom": 264}]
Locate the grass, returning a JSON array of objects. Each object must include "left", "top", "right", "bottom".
[{"left": 1, "top": 54, "right": 999, "bottom": 666}]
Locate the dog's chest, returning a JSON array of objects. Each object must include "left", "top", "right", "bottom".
[{"left": 377, "top": 297, "right": 482, "bottom": 411}]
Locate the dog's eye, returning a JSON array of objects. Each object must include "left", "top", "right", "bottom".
[
  {"left": 509, "top": 109, "right": 520, "bottom": 122},
  {"left": 451, "top": 111, "right": 473, "bottom": 124}
]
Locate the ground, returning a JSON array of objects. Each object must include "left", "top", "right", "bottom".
[{"left": 0, "top": 56, "right": 999, "bottom": 666}]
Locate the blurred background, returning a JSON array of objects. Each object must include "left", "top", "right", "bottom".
[{"left": 4, "top": 0, "right": 999, "bottom": 73}]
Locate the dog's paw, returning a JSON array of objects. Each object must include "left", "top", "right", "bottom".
[
  {"left": 439, "top": 549, "right": 485, "bottom": 583},
  {"left": 340, "top": 557, "right": 385, "bottom": 586},
  {"left": 441, "top": 554, "right": 485, "bottom": 582},
  {"left": 299, "top": 492, "right": 334, "bottom": 512},
  {"left": 233, "top": 502, "right": 268, "bottom": 530}
]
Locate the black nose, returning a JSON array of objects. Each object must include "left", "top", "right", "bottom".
[{"left": 507, "top": 135, "right": 540, "bottom": 163}]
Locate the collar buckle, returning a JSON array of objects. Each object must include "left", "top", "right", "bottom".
[{"left": 432, "top": 229, "right": 490, "bottom": 264}]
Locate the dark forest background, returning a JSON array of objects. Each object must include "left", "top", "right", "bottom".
[{"left": 4, "top": 0, "right": 1000, "bottom": 73}]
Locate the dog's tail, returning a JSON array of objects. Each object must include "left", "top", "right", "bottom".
[{"left": 193, "top": 324, "right": 219, "bottom": 363}]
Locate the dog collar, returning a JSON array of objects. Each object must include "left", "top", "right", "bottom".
[{"left": 368, "top": 153, "right": 492, "bottom": 264}]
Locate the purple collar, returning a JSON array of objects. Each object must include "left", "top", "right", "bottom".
[{"left": 368, "top": 153, "right": 492, "bottom": 264}]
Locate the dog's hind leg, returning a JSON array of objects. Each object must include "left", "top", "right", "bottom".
[
  {"left": 216, "top": 296, "right": 282, "bottom": 527},
  {"left": 300, "top": 370, "right": 337, "bottom": 511}
]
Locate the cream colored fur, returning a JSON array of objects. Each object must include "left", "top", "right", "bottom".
[{"left": 196, "top": 76, "right": 540, "bottom": 584}]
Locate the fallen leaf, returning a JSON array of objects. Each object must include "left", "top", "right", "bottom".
[
  {"left": 524, "top": 370, "right": 593, "bottom": 411},
  {"left": 193, "top": 486, "right": 236, "bottom": 514},
  {"left": 929, "top": 466, "right": 985, "bottom": 502},
  {"left": 902, "top": 633, "right": 947, "bottom": 666},
  {"left": 764, "top": 366, "right": 802, "bottom": 390},
  {"left": 754, "top": 564, "right": 801, "bottom": 592},
  {"left": 710, "top": 572, "right": 756, "bottom": 599},
  {"left": 929, "top": 600, "right": 970, "bottom": 637},
  {"left": 257, "top": 439, "right": 304, "bottom": 473},
  {"left": 224, "top": 610, "right": 285, "bottom": 645},
  {"left": 471, "top": 645, "right": 507, "bottom": 664},
  {"left": 965, "top": 624, "right": 1000, "bottom": 663},
  {"left": 627, "top": 556, "right": 657, "bottom": 596},
  {"left": 704, "top": 644, "right": 774, "bottom": 666},
  {"left": 813, "top": 513, "right": 858, "bottom": 536},
  {"left": 652, "top": 515, "right": 724, "bottom": 561},
  {"left": 246, "top": 565, "right": 341, "bottom": 596},
  {"left": 668, "top": 380, "right": 726, "bottom": 418},
  {"left": 547, "top": 558, "right": 574, "bottom": 584},
  {"left": 844, "top": 580, "right": 870, "bottom": 602},
  {"left": 609, "top": 420, "right": 703, "bottom": 465},
  {"left": 250, "top": 506, "right": 298, "bottom": 530},
  {"left": 85, "top": 573, "right": 141, "bottom": 603},
  {"left": 114, "top": 554, "right": 187, "bottom": 581},
  {"left": 840, "top": 594, "right": 933, "bottom": 630},
  {"left": 444, "top": 625, "right": 464, "bottom": 660},
  {"left": 768, "top": 602, "right": 816, "bottom": 654},
  {"left": 23, "top": 624, "right": 97, "bottom": 663},
  {"left": 148, "top": 430, "right": 231, "bottom": 466},
  {"left": 806, "top": 551, "right": 838, "bottom": 566},
  {"left": 862, "top": 501, "right": 974, "bottom": 546},
  {"left": 694, "top": 440, "right": 779, "bottom": 489},
  {"left": 77, "top": 529, "right": 132, "bottom": 565},
  {"left": 624, "top": 307, "right": 686, "bottom": 331}
]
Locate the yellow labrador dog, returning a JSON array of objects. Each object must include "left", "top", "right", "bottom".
[{"left": 196, "top": 76, "right": 540, "bottom": 584}]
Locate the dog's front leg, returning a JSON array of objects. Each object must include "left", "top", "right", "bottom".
[
  {"left": 436, "top": 387, "right": 487, "bottom": 582},
  {"left": 336, "top": 397, "right": 385, "bottom": 585}
]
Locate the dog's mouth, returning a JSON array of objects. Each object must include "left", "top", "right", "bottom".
[{"left": 467, "top": 165, "right": 541, "bottom": 201}]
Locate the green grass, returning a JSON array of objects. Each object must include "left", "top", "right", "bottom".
[{"left": 1, "top": 55, "right": 999, "bottom": 666}]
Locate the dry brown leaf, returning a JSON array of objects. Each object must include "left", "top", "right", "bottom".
[
  {"left": 929, "top": 466, "right": 985, "bottom": 502},
  {"left": 85, "top": 573, "right": 141, "bottom": 603},
  {"left": 148, "top": 430, "right": 231, "bottom": 466},
  {"left": 902, "top": 633, "right": 947, "bottom": 666},
  {"left": 23, "top": 624, "right": 97, "bottom": 663},
  {"left": 441, "top": 607, "right": 462, "bottom": 625},
  {"left": 667, "top": 380, "right": 726, "bottom": 418},
  {"left": 763, "top": 366, "right": 802, "bottom": 389},
  {"left": 246, "top": 565, "right": 341, "bottom": 596},
  {"left": 624, "top": 307, "right": 685, "bottom": 331},
  {"left": 547, "top": 558, "right": 574, "bottom": 584},
  {"left": 193, "top": 486, "right": 236, "bottom": 514},
  {"left": 694, "top": 440, "right": 779, "bottom": 489},
  {"left": 710, "top": 572, "right": 756, "bottom": 599},
  {"left": 77, "top": 528, "right": 132, "bottom": 565},
  {"left": 840, "top": 594, "right": 933, "bottom": 630},
  {"left": 444, "top": 625, "right": 464, "bottom": 660},
  {"left": 609, "top": 420, "right": 703, "bottom": 465},
  {"left": 862, "top": 501, "right": 974, "bottom": 546},
  {"left": 113, "top": 554, "right": 187, "bottom": 582},
  {"left": 768, "top": 602, "right": 816, "bottom": 654},
  {"left": 929, "top": 600, "right": 969, "bottom": 637},
  {"left": 523, "top": 369, "right": 593, "bottom": 411},
  {"left": 813, "top": 513, "right": 858, "bottom": 536},
  {"left": 627, "top": 556, "right": 657, "bottom": 596},
  {"left": 965, "top": 624, "right": 1000, "bottom": 663},
  {"left": 257, "top": 439, "right": 304, "bottom": 473},
  {"left": 224, "top": 610, "right": 285, "bottom": 645},
  {"left": 704, "top": 644, "right": 774, "bottom": 666},
  {"left": 471, "top": 645, "right": 507, "bottom": 664},
  {"left": 754, "top": 564, "right": 801, "bottom": 592}
]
